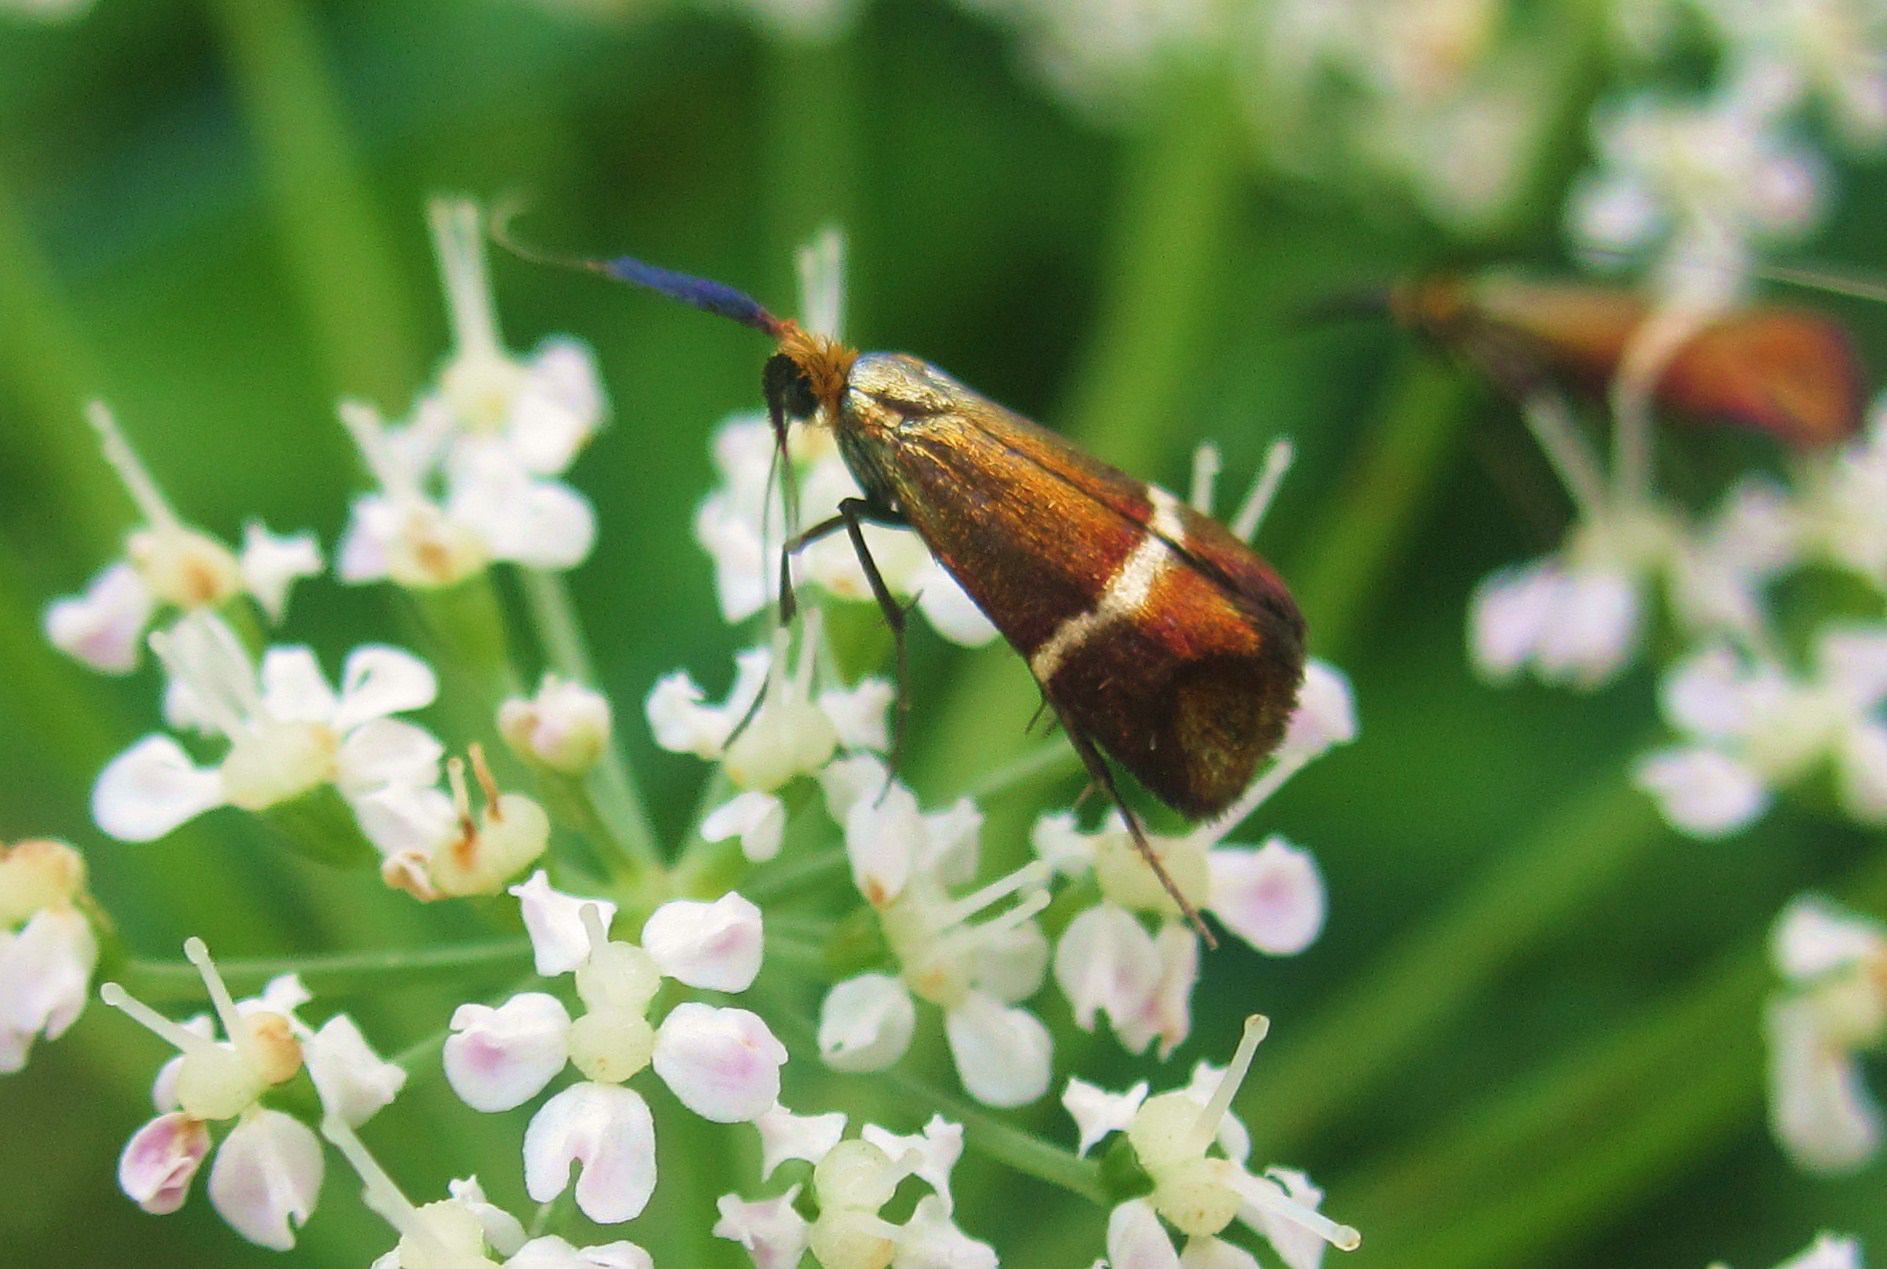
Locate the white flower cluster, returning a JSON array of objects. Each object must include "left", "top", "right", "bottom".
[{"left": 336, "top": 199, "right": 603, "bottom": 590}]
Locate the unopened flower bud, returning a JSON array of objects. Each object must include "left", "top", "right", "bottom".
[
  {"left": 0, "top": 838, "right": 86, "bottom": 924},
  {"left": 499, "top": 676, "right": 613, "bottom": 775}
]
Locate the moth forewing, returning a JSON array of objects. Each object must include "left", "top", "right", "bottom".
[{"left": 837, "top": 352, "right": 1308, "bottom": 820}]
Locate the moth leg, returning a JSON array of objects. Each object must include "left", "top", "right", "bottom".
[
  {"left": 835, "top": 497, "right": 912, "bottom": 793},
  {"left": 1051, "top": 699, "right": 1216, "bottom": 948},
  {"left": 725, "top": 511, "right": 849, "bottom": 751}
]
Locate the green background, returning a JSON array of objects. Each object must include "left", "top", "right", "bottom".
[{"left": 1, "top": 0, "right": 1885, "bottom": 1264}]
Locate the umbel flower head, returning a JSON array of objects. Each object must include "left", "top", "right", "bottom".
[
  {"left": 0, "top": 837, "right": 98, "bottom": 1072},
  {"left": 443, "top": 874, "right": 782, "bottom": 1224},
  {"left": 1764, "top": 895, "right": 1887, "bottom": 1173},
  {"left": 91, "top": 612, "right": 446, "bottom": 855},
  {"left": 101, "top": 939, "right": 404, "bottom": 1250},
  {"left": 715, "top": 1104, "right": 995, "bottom": 1267},
  {"left": 1068, "top": 1016, "right": 1360, "bottom": 1269},
  {"left": 44, "top": 401, "right": 320, "bottom": 674}
]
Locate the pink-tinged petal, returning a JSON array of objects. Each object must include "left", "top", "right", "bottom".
[
  {"left": 303, "top": 1014, "right": 406, "bottom": 1127},
  {"left": 1634, "top": 747, "right": 1769, "bottom": 837},
  {"left": 895, "top": 1193, "right": 998, "bottom": 1267},
  {"left": 1773, "top": 896, "right": 1886, "bottom": 981},
  {"left": 1107, "top": 1198, "right": 1181, "bottom": 1269},
  {"left": 861, "top": 1115, "right": 963, "bottom": 1211},
  {"left": 335, "top": 495, "right": 397, "bottom": 584},
  {"left": 0, "top": 907, "right": 97, "bottom": 1066},
  {"left": 444, "top": 993, "right": 572, "bottom": 1112},
  {"left": 45, "top": 562, "right": 155, "bottom": 674},
  {"left": 818, "top": 974, "right": 915, "bottom": 1072},
  {"left": 507, "top": 1235, "right": 653, "bottom": 1269},
  {"left": 1116, "top": 926, "right": 1200, "bottom": 1061},
  {"left": 509, "top": 871, "right": 616, "bottom": 976},
  {"left": 119, "top": 1112, "right": 210, "bottom": 1214},
  {"left": 523, "top": 1083, "right": 657, "bottom": 1224},
  {"left": 1278, "top": 661, "right": 1357, "bottom": 759},
  {"left": 913, "top": 562, "right": 999, "bottom": 647},
  {"left": 1659, "top": 647, "right": 1754, "bottom": 741},
  {"left": 207, "top": 1109, "right": 322, "bottom": 1250},
  {"left": 1766, "top": 998, "right": 1882, "bottom": 1173},
  {"left": 755, "top": 1103, "right": 847, "bottom": 1180},
  {"left": 1062, "top": 1078, "right": 1148, "bottom": 1158},
  {"left": 92, "top": 735, "right": 226, "bottom": 842},
  {"left": 1468, "top": 562, "right": 1558, "bottom": 681},
  {"left": 642, "top": 892, "right": 765, "bottom": 992},
  {"left": 337, "top": 718, "right": 445, "bottom": 795},
  {"left": 1056, "top": 904, "right": 1159, "bottom": 1037},
  {"left": 1178, "top": 1236, "right": 1259, "bottom": 1269},
  {"left": 653, "top": 1003, "right": 787, "bottom": 1123},
  {"left": 256, "top": 647, "right": 339, "bottom": 724},
  {"left": 333, "top": 645, "right": 438, "bottom": 732},
  {"left": 944, "top": 992, "right": 1051, "bottom": 1108},
  {"left": 700, "top": 792, "right": 787, "bottom": 864},
  {"left": 713, "top": 1187, "right": 810, "bottom": 1268},
  {"left": 238, "top": 523, "right": 322, "bottom": 623},
  {"left": 1208, "top": 837, "right": 1326, "bottom": 956},
  {"left": 1535, "top": 567, "right": 1642, "bottom": 688}
]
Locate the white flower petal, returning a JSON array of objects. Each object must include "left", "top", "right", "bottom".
[
  {"left": 337, "top": 718, "right": 446, "bottom": 795},
  {"left": 444, "top": 993, "right": 573, "bottom": 1112},
  {"left": 1114, "top": 924, "right": 1200, "bottom": 1061},
  {"left": 333, "top": 645, "right": 439, "bottom": 732},
  {"left": 1634, "top": 747, "right": 1770, "bottom": 837},
  {"left": 523, "top": 1083, "right": 657, "bottom": 1224},
  {"left": 1535, "top": 567, "right": 1642, "bottom": 688},
  {"left": 913, "top": 563, "right": 999, "bottom": 647},
  {"left": 303, "top": 1014, "right": 406, "bottom": 1127},
  {"left": 920, "top": 798, "right": 983, "bottom": 888},
  {"left": 1064, "top": 1076, "right": 1150, "bottom": 1162},
  {"left": 207, "top": 1109, "right": 322, "bottom": 1250},
  {"left": 652, "top": 1003, "right": 787, "bottom": 1123},
  {"left": 45, "top": 562, "right": 155, "bottom": 674},
  {"left": 0, "top": 907, "right": 97, "bottom": 1068},
  {"left": 505, "top": 482, "right": 599, "bottom": 571},
  {"left": 1773, "top": 896, "right": 1886, "bottom": 981},
  {"left": 118, "top": 1112, "right": 210, "bottom": 1215},
  {"left": 1055, "top": 904, "right": 1159, "bottom": 1036},
  {"left": 818, "top": 973, "right": 916, "bottom": 1072},
  {"left": 1208, "top": 837, "right": 1326, "bottom": 955},
  {"left": 894, "top": 1193, "right": 998, "bottom": 1268},
  {"left": 92, "top": 735, "right": 227, "bottom": 842},
  {"left": 239, "top": 523, "right": 323, "bottom": 623},
  {"left": 1468, "top": 562, "right": 1558, "bottom": 681},
  {"left": 819, "top": 752, "right": 888, "bottom": 824},
  {"left": 755, "top": 1103, "right": 847, "bottom": 1180},
  {"left": 642, "top": 892, "right": 765, "bottom": 992},
  {"left": 818, "top": 677, "right": 895, "bottom": 752},
  {"left": 944, "top": 991, "right": 1051, "bottom": 1108},
  {"left": 257, "top": 647, "right": 339, "bottom": 724},
  {"left": 1031, "top": 810, "right": 1098, "bottom": 877},
  {"left": 1278, "top": 660, "right": 1357, "bottom": 759},
  {"left": 352, "top": 784, "right": 456, "bottom": 859},
  {"left": 862, "top": 1114, "right": 964, "bottom": 1211},
  {"left": 1107, "top": 1198, "right": 1181, "bottom": 1269},
  {"left": 845, "top": 780, "right": 921, "bottom": 907},
  {"left": 510, "top": 871, "right": 617, "bottom": 976},
  {"left": 1838, "top": 721, "right": 1887, "bottom": 824},
  {"left": 510, "top": 339, "right": 606, "bottom": 476},
  {"left": 450, "top": 1175, "right": 528, "bottom": 1258},
  {"left": 1660, "top": 646, "right": 1754, "bottom": 740},
  {"left": 971, "top": 911, "right": 1049, "bottom": 1005},
  {"left": 1179, "top": 1237, "right": 1260, "bottom": 1269},
  {"left": 701, "top": 791, "right": 788, "bottom": 864},
  {"left": 508, "top": 1235, "right": 654, "bottom": 1269},
  {"left": 1777, "top": 1235, "right": 1865, "bottom": 1269},
  {"left": 1767, "top": 998, "right": 1882, "bottom": 1173},
  {"left": 713, "top": 1187, "right": 810, "bottom": 1269},
  {"left": 646, "top": 671, "right": 731, "bottom": 759}
]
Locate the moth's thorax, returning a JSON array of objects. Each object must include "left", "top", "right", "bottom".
[{"left": 833, "top": 351, "right": 966, "bottom": 507}]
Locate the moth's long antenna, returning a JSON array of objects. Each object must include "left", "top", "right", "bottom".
[{"left": 491, "top": 201, "right": 787, "bottom": 336}]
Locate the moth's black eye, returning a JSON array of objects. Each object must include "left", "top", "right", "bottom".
[{"left": 763, "top": 353, "right": 819, "bottom": 421}]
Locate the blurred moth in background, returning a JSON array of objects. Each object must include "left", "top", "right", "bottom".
[
  {"left": 1386, "top": 272, "right": 1867, "bottom": 448},
  {"left": 501, "top": 221, "right": 1308, "bottom": 941}
]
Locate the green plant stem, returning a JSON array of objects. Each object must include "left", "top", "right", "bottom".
[
  {"left": 1242, "top": 768, "right": 1666, "bottom": 1156},
  {"left": 1344, "top": 848, "right": 1887, "bottom": 1268},
  {"left": 517, "top": 567, "right": 663, "bottom": 869},
  {"left": 762, "top": 32, "right": 861, "bottom": 302},
  {"left": 880, "top": 1061, "right": 1108, "bottom": 1204},
  {"left": 203, "top": 0, "right": 421, "bottom": 404},
  {"left": 1286, "top": 356, "right": 1471, "bottom": 655},
  {"left": 118, "top": 938, "right": 535, "bottom": 1002}
]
